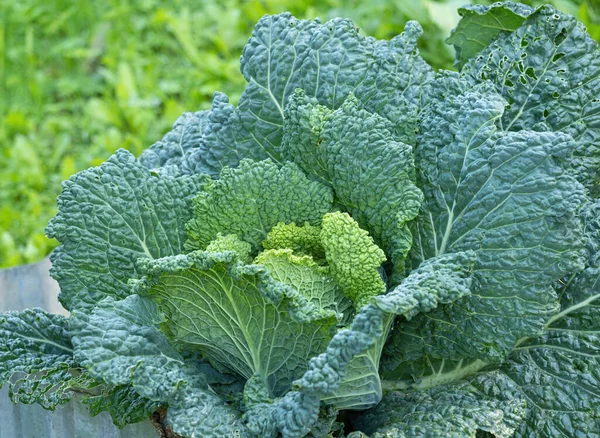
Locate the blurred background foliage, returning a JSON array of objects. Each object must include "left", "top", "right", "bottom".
[{"left": 0, "top": 0, "right": 598, "bottom": 267}]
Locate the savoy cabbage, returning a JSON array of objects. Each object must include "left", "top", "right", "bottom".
[{"left": 2, "top": 2, "right": 600, "bottom": 437}]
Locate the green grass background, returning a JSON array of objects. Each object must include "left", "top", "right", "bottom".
[{"left": 0, "top": 0, "right": 598, "bottom": 267}]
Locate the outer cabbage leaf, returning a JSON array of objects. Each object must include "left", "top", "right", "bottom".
[
  {"left": 383, "top": 80, "right": 586, "bottom": 383},
  {"left": 472, "top": 200, "right": 600, "bottom": 437},
  {"left": 131, "top": 250, "right": 337, "bottom": 398},
  {"left": 306, "top": 406, "right": 344, "bottom": 438},
  {"left": 0, "top": 308, "right": 158, "bottom": 428},
  {"left": 181, "top": 92, "right": 245, "bottom": 176},
  {"left": 282, "top": 91, "right": 423, "bottom": 273},
  {"left": 319, "top": 331, "right": 388, "bottom": 412},
  {"left": 580, "top": 198, "right": 600, "bottom": 258},
  {"left": 460, "top": 4, "right": 600, "bottom": 195},
  {"left": 139, "top": 109, "right": 210, "bottom": 169},
  {"left": 446, "top": 2, "right": 534, "bottom": 68},
  {"left": 185, "top": 159, "right": 333, "bottom": 252},
  {"left": 320, "top": 251, "right": 476, "bottom": 412},
  {"left": 0, "top": 309, "right": 86, "bottom": 410},
  {"left": 46, "top": 149, "right": 208, "bottom": 311},
  {"left": 71, "top": 294, "right": 249, "bottom": 437},
  {"left": 83, "top": 385, "right": 161, "bottom": 429},
  {"left": 281, "top": 94, "right": 333, "bottom": 185},
  {"left": 244, "top": 251, "right": 475, "bottom": 437},
  {"left": 351, "top": 372, "right": 526, "bottom": 438},
  {"left": 182, "top": 13, "right": 432, "bottom": 176}
]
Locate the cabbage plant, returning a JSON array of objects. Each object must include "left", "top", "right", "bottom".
[{"left": 2, "top": 2, "right": 600, "bottom": 437}]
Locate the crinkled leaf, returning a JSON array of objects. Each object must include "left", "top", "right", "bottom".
[
  {"left": 482, "top": 220, "right": 600, "bottom": 437},
  {"left": 320, "top": 212, "right": 386, "bottom": 309},
  {"left": 131, "top": 250, "right": 337, "bottom": 398},
  {"left": 181, "top": 92, "right": 246, "bottom": 176},
  {"left": 464, "top": 263, "right": 600, "bottom": 437},
  {"left": 71, "top": 294, "right": 188, "bottom": 391},
  {"left": 182, "top": 14, "right": 432, "bottom": 176},
  {"left": 307, "top": 406, "right": 344, "bottom": 438},
  {"left": 322, "top": 251, "right": 475, "bottom": 411},
  {"left": 244, "top": 252, "right": 475, "bottom": 437},
  {"left": 461, "top": 4, "right": 600, "bottom": 195},
  {"left": 185, "top": 159, "right": 333, "bottom": 252},
  {"left": 262, "top": 222, "right": 325, "bottom": 262},
  {"left": 83, "top": 384, "right": 161, "bottom": 429},
  {"left": 579, "top": 198, "right": 600, "bottom": 258},
  {"left": 46, "top": 149, "right": 208, "bottom": 311},
  {"left": 281, "top": 95, "right": 333, "bottom": 185},
  {"left": 206, "top": 233, "right": 253, "bottom": 264},
  {"left": 373, "top": 251, "right": 475, "bottom": 320},
  {"left": 383, "top": 79, "right": 586, "bottom": 382},
  {"left": 318, "top": 324, "right": 389, "bottom": 412},
  {"left": 254, "top": 249, "right": 353, "bottom": 324},
  {"left": 447, "top": 2, "right": 534, "bottom": 68},
  {"left": 139, "top": 110, "right": 210, "bottom": 169},
  {"left": 282, "top": 92, "right": 423, "bottom": 273},
  {"left": 352, "top": 372, "right": 526, "bottom": 438},
  {"left": 0, "top": 308, "right": 88, "bottom": 410},
  {"left": 243, "top": 374, "right": 272, "bottom": 408},
  {"left": 71, "top": 294, "right": 249, "bottom": 437},
  {"left": 245, "top": 391, "right": 321, "bottom": 438}
]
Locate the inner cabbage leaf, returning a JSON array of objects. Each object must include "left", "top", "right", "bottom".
[{"left": 132, "top": 249, "right": 338, "bottom": 398}]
